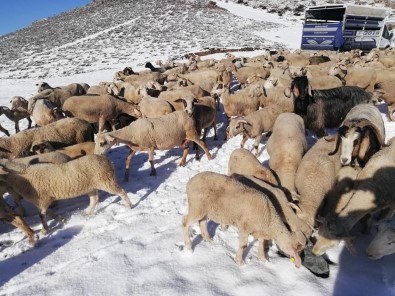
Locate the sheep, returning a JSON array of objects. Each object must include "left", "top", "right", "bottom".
[
  {"left": 0, "top": 106, "right": 32, "bottom": 133},
  {"left": 233, "top": 66, "right": 270, "bottom": 87},
  {"left": 366, "top": 217, "right": 395, "bottom": 260},
  {"left": 29, "top": 98, "right": 64, "bottom": 127},
  {"left": 294, "top": 137, "right": 342, "bottom": 231},
  {"left": 145, "top": 61, "right": 166, "bottom": 73},
  {"left": 10, "top": 96, "right": 28, "bottom": 110},
  {"left": 86, "top": 83, "right": 112, "bottom": 95},
  {"left": 325, "top": 137, "right": 395, "bottom": 238},
  {"left": 138, "top": 96, "right": 174, "bottom": 118},
  {"left": 29, "top": 88, "right": 74, "bottom": 109},
  {"left": 191, "top": 97, "right": 218, "bottom": 159},
  {"left": 227, "top": 148, "right": 278, "bottom": 185},
  {"left": 94, "top": 110, "right": 212, "bottom": 181},
  {"left": 304, "top": 69, "right": 343, "bottom": 90},
  {"left": 30, "top": 141, "right": 95, "bottom": 159},
  {"left": 372, "top": 80, "right": 395, "bottom": 121},
  {"left": 290, "top": 76, "right": 372, "bottom": 137},
  {"left": 182, "top": 171, "right": 305, "bottom": 267},
  {"left": 177, "top": 69, "right": 221, "bottom": 93},
  {"left": 107, "top": 82, "right": 145, "bottom": 104},
  {"left": 62, "top": 94, "right": 141, "bottom": 132},
  {"left": 0, "top": 118, "right": 94, "bottom": 159},
  {"left": 328, "top": 63, "right": 377, "bottom": 92},
  {"left": 327, "top": 104, "right": 385, "bottom": 167},
  {"left": 312, "top": 166, "right": 361, "bottom": 256},
  {"left": 266, "top": 113, "right": 307, "bottom": 197},
  {"left": 158, "top": 86, "right": 209, "bottom": 113},
  {"left": 226, "top": 104, "right": 283, "bottom": 156},
  {"left": 230, "top": 174, "right": 311, "bottom": 237},
  {"left": 0, "top": 155, "right": 131, "bottom": 234},
  {"left": 211, "top": 82, "right": 261, "bottom": 130},
  {"left": 36, "top": 82, "right": 89, "bottom": 96},
  {"left": 0, "top": 195, "right": 36, "bottom": 245},
  {"left": 122, "top": 71, "right": 167, "bottom": 86}
]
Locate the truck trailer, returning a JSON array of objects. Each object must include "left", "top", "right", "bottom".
[{"left": 301, "top": 4, "right": 393, "bottom": 51}]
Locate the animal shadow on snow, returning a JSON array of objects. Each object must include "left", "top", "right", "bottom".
[
  {"left": 317, "top": 167, "right": 395, "bottom": 295},
  {"left": 106, "top": 144, "right": 179, "bottom": 206},
  {"left": 0, "top": 226, "right": 82, "bottom": 287}
]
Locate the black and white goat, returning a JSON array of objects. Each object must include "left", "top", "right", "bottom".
[
  {"left": 327, "top": 104, "right": 385, "bottom": 167},
  {"left": 290, "top": 76, "right": 372, "bottom": 137}
]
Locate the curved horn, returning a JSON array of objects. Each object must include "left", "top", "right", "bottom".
[
  {"left": 357, "top": 119, "right": 386, "bottom": 147},
  {"left": 328, "top": 134, "right": 341, "bottom": 156}
]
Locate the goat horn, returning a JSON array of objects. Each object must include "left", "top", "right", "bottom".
[{"left": 328, "top": 134, "right": 341, "bottom": 156}]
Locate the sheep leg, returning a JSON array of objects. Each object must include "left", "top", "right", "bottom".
[
  {"left": 240, "top": 134, "right": 248, "bottom": 149},
  {"left": 0, "top": 124, "right": 10, "bottom": 137},
  {"left": 38, "top": 206, "right": 51, "bottom": 235},
  {"left": 182, "top": 215, "right": 193, "bottom": 250},
  {"left": 98, "top": 117, "right": 106, "bottom": 133},
  {"left": 9, "top": 192, "right": 26, "bottom": 217},
  {"left": 14, "top": 121, "right": 20, "bottom": 133},
  {"left": 187, "top": 131, "right": 212, "bottom": 161},
  {"left": 85, "top": 190, "right": 99, "bottom": 215},
  {"left": 148, "top": 148, "right": 156, "bottom": 176},
  {"left": 124, "top": 149, "right": 137, "bottom": 182},
  {"left": 102, "top": 184, "right": 132, "bottom": 209},
  {"left": 27, "top": 116, "right": 32, "bottom": 129},
  {"left": 388, "top": 104, "right": 395, "bottom": 122},
  {"left": 257, "top": 237, "right": 267, "bottom": 263},
  {"left": 235, "top": 232, "right": 249, "bottom": 266},
  {"left": 253, "top": 134, "right": 263, "bottom": 157},
  {"left": 179, "top": 146, "right": 189, "bottom": 167},
  {"left": 198, "top": 219, "right": 211, "bottom": 242}
]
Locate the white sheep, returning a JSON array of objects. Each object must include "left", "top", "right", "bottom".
[
  {"left": 366, "top": 217, "right": 395, "bottom": 260},
  {"left": 0, "top": 154, "right": 131, "bottom": 234},
  {"left": 182, "top": 171, "right": 304, "bottom": 267},
  {"left": 94, "top": 110, "right": 212, "bottom": 181},
  {"left": 226, "top": 104, "right": 283, "bottom": 156},
  {"left": 266, "top": 113, "right": 307, "bottom": 197},
  {"left": 138, "top": 96, "right": 174, "bottom": 119}
]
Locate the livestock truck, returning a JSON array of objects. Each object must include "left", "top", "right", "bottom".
[{"left": 301, "top": 4, "right": 394, "bottom": 51}]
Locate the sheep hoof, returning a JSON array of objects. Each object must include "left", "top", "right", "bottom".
[
  {"left": 195, "top": 154, "right": 200, "bottom": 161},
  {"left": 149, "top": 170, "right": 156, "bottom": 176},
  {"left": 40, "top": 228, "right": 48, "bottom": 236},
  {"left": 236, "top": 259, "right": 245, "bottom": 266}
]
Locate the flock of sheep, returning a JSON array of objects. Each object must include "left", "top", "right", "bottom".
[{"left": 1, "top": 46, "right": 395, "bottom": 272}]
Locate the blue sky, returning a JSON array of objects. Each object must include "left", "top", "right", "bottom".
[{"left": 0, "top": 0, "right": 91, "bottom": 36}]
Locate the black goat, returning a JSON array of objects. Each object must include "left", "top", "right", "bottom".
[
  {"left": 290, "top": 76, "right": 372, "bottom": 137},
  {"left": 145, "top": 62, "right": 165, "bottom": 73}
]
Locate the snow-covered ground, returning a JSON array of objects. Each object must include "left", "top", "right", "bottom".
[{"left": 1, "top": 1, "right": 395, "bottom": 295}]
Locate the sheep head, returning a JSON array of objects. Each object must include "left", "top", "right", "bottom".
[
  {"left": 94, "top": 133, "right": 118, "bottom": 155},
  {"left": 226, "top": 118, "right": 251, "bottom": 139},
  {"left": 329, "top": 118, "right": 385, "bottom": 166},
  {"left": 366, "top": 219, "right": 395, "bottom": 260}
]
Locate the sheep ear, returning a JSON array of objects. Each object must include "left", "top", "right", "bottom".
[
  {"left": 284, "top": 87, "right": 291, "bottom": 98},
  {"left": 339, "top": 64, "right": 348, "bottom": 74},
  {"left": 289, "top": 202, "right": 302, "bottom": 215}
]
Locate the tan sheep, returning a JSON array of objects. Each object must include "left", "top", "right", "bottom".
[
  {"left": 0, "top": 118, "right": 94, "bottom": 159},
  {"left": 183, "top": 171, "right": 304, "bottom": 267},
  {"left": 94, "top": 110, "right": 212, "bottom": 181},
  {"left": 325, "top": 137, "right": 395, "bottom": 238},
  {"left": 226, "top": 104, "right": 283, "bottom": 156},
  {"left": 0, "top": 106, "right": 32, "bottom": 133},
  {"left": 227, "top": 148, "right": 277, "bottom": 185},
  {"left": 62, "top": 94, "right": 141, "bottom": 132},
  {"left": 294, "top": 137, "right": 342, "bottom": 231},
  {"left": 138, "top": 96, "right": 174, "bottom": 118},
  {"left": 266, "top": 113, "right": 307, "bottom": 197},
  {"left": 0, "top": 155, "right": 131, "bottom": 234}
]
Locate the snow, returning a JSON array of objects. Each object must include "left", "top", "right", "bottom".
[{"left": 1, "top": 1, "right": 395, "bottom": 295}]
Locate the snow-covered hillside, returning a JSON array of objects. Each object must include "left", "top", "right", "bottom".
[{"left": 1, "top": 1, "right": 395, "bottom": 295}]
